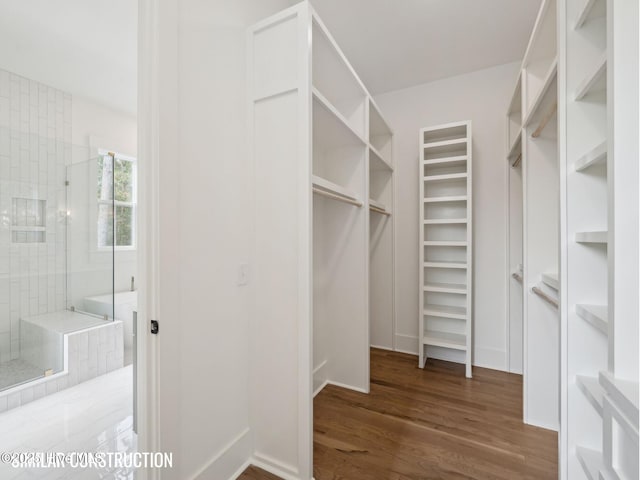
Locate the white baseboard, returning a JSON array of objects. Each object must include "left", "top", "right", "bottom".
[
  {"left": 252, "top": 452, "right": 301, "bottom": 480},
  {"left": 313, "top": 379, "right": 329, "bottom": 397},
  {"left": 192, "top": 427, "right": 252, "bottom": 480},
  {"left": 327, "top": 380, "right": 368, "bottom": 394},
  {"left": 370, "top": 344, "right": 394, "bottom": 351}
]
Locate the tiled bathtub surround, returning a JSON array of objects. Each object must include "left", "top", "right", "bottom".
[
  {"left": 0, "top": 313, "right": 123, "bottom": 413},
  {"left": 0, "top": 68, "right": 71, "bottom": 364}
]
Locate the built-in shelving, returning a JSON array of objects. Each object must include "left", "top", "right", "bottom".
[
  {"left": 574, "top": 0, "right": 605, "bottom": 30},
  {"left": 369, "top": 199, "right": 390, "bottom": 216},
  {"left": 576, "top": 304, "right": 608, "bottom": 334},
  {"left": 577, "top": 375, "right": 605, "bottom": 415},
  {"left": 508, "top": 130, "right": 522, "bottom": 160},
  {"left": 541, "top": 272, "right": 559, "bottom": 290},
  {"left": 369, "top": 145, "right": 393, "bottom": 171},
  {"left": 524, "top": 58, "right": 558, "bottom": 126},
  {"left": 575, "top": 231, "right": 607, "bottom": 244},
  {"left": 420, "top": 121, "right": 472, "bottom": 378},
  {"left": 313, "top": 88, "right": 366, "bottom": 147},
  {"left": 599, "top": 372, "right": 640, "bottom": 426},
  {"left": 574, "top": 53, "right": 607, "bottom": 101},
  {"left": 312, "top": 175, "right": 361, "bottom": 206},
  {"left": 575, "top": 141, "right": 607, "bottom": 172},
  {"left": 576, "top": 446, "right": 603, "bottom": 480}
]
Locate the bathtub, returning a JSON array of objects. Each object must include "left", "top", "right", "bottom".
[{"left": 83, "top": 291, "right": 137, "bottom": 350}]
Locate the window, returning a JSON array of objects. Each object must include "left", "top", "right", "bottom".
[{"left": 96, "top": 152, "right": 137, "bottom": 249}]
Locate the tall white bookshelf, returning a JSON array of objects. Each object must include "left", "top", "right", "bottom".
[
  {"left": 419, "top": 121, "right": 473, "bottom": 378},
  {"left": 559, "top": 0, "right": 639, "bottom": 478}
]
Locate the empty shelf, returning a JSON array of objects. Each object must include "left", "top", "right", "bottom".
[
  {"left": 424, "top": 196, "right": 467, "bottom": 203},
  {"left": 577, "top": 375, "right": 605, "bottom": 416},
  {"left": 575, "top": 53, "right": 607, "bottom": 101},
  {"left": 423, "top": 155, "right": 467, "bottom": 167},
  {"left": 575, "top": 231, "right": 607, "bottom": 244},
  {"left": 541, "top": 272, "right": 559, "bottom": 290},
  {"left": 423, "top": 304, "right": 466, "bottom": 320},
  {"left": 576, "top": 304, "right": 608, "bottom": 334},
  {"left": 523, "top": 58, "right": 558, "bottom": 126},
  {"left": 369, "top": 145, "right": 393, "bottom": 171},
  {"left": 508, "top": 131, "right": 522, "bottom": 159},
  {"left": 424, "top": 261, "right": 467, "bottom": 269},
  {"left": 599, "top": 371, "right": 639, "bottom": 426},
  {"left": 423, "top": 172, "right": 467, "bottom": 182},
  {"left": 312, "top": 175, "right": 362, "bottom": 207},
  {"left": 423, "top": 138, "right": 467, "bottom": 149},
  {"left": 312, "top": 88, "right": 366, "bottom": 147},
  {"left": 576, "top": 447, "right": 603, "bottom": 480},
  {"left": 423, "top": 282, "right": 467, "bottom": 294},
  {"left": 575, "top": 141, "right": 607, "bottom": 171},
  {"left": 423, "top": 241, "right": 467, "bottom": 247},
  {"left": 575, "top": 0, "right": 606, "bottom": 30},
  {"left": 422, "top": 330, "right": 466, "bottom": 350},
  {"left": 423, "top": 218, "right": 467, "bottom": 225},
  {"left": 369, "top": 199, "right": 391, "bottom": 216}
]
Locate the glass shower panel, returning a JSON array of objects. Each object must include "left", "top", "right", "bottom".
[{"left": 66, "top": 155, "right": 115, "bottom": 321}]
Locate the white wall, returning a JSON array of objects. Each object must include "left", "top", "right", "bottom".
[
  {"left": 375, "top": 62, "right": 520, "bottom": 371},
  {"left": 153, "top": 1, "right": 297, "bottom": 479}
]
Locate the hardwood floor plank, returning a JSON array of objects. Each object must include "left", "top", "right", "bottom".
[{"left": 239, "top": 349, "right": 558, "bottom": 480}]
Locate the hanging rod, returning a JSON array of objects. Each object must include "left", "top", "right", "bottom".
[
  {"left": 531, "top": 286, "right": 559, "bottom": 309},
  {"left": 512, "top": 272, "right": 523, "bottom": 283},
  {"left": 313, "top": 187, "right": 363, "bottom": 207},
  {"left": 531, "top": 102, "right": 558, "bottom": 139},
  {"left": 370, "top": 205, "right": 391, "bottom": 216},
  {"left": 511, "top": 153, "right": 522, "bottom": 168}
]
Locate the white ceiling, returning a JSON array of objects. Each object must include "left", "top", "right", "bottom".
[
  {"left": 311, "top": 0, "right": 541, "bottom": 95},
  {"left": 0, "top": 0, "right": 137, "bottom": 115}
]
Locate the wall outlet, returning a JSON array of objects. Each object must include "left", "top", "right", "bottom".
[{"left": 237, "top": 263, "right": 250, "bottom": 286}]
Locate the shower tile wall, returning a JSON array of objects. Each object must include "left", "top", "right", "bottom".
[{"left": 0, "top": 69, "right": 71, "bottom": 364}]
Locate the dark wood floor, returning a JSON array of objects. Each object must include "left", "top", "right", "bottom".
[{"left": 241, "top": 349, "right": 557, "bottom": 479}]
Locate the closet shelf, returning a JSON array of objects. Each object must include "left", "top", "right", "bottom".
[
  {"left": 369, "top": 145, "right": 393, "bottom": 172},
  {"left": 599, "top": 371, "right": 640, "bottom": 426},
  {"left": 312, "top": 175, "right": 362, "bottom": 207},
  {"left": 577, "top": 375, "right": 605, "bottom": 416},
  {"left": 575, "top": 53, "right": 607, "bottom": 101},
  {"left": 369, "top": 98, "right": 393, "bottom": 137},
  {"left": 423, "top": 172, "right": 467, "bottom": 182},
  {"left": 423, "top": 261, "right": 467, "bottom": 269},
  {"left": 531, "top": 101, "right": 557, "bottom": 138},
  {"left": 423, "top": 241, "right": 467, "bottom": 247},
  {"left": 423, "top": 195, "right": 467, "bottom": 203},
  {"left": 507, "top": 131, "right": 522, "bottom": 159},
  {"left": 523, "top": 58, "right": 558, "bottom": 126},
  {"left": 575, "top": 0, "right": 605, "bottom": 30},
  {"left": 575, "top": 231, "right": 607, "bottom": 244},
  {"left": 312, "top": 88, "right": 366, "bottom": 146},
  {"left": 422, "top": 330, "right": 467, "bottom": 351},
  {"left": 576, "top": 304, "right": 608, "bottom": 335},
  {"left": 575, "top": 141, "right": 607, "bottom": 171},
  {"left": 541, "top": 272, "right": 559, "bottom": 290},
  {"left": 423, "top": 304, "right": 467, "bottom": 320},
  {"left": 422, "top": 138, "right": 466, "bottom": 150},
  {"left": 576, "top": 446, "right": 603, "bottom": 480},
  {"left": 423, "top": 155, "right": 467, "bottom": 167},
  {"left": 423, "top": 282, "right": 467, "bottom": 294},
  {"left": 369, "top": 199, "right": 391, "bottom": 216},
  {"left": 423, "top": 218, "right": 467, "bottom": 225}
]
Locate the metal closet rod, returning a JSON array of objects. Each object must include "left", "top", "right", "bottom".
[
  {"left": 512, "top": 272, "right": 523, "bottom": 282},
  {"left": 312, "top": 187, "right": 363, "bottom": 208},
  {"left": 511, "top": 153, "right": 522, "bottom": 168},
  {"left": 370, "top": 206, "right": 391, "bottom": 216},
  {"left": 531, "top": 286, "right": 559, "bottom": 309}
]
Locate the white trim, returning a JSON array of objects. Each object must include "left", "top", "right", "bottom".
[
  {"left": 252, "top": 452, "right": 300, "bottom": 480},
  {"left": 190, "top": 428, "right": 252, "bottom": 480}
]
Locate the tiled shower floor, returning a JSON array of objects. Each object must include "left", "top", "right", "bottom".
[{"left": 0, "top": 359, "right": 44, "bottom": 391}]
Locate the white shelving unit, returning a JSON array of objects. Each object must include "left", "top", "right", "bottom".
[
  {"left": 248, "top": 4, "right": 397, "bottom": 475},
  {"left": 419, "top": 121, "right": 472, "bottom": 378},
  {"left": 560, "top": 0, "right": 639, "bottom": 478}
]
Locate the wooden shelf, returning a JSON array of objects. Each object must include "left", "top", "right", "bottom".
[
  {"left": 577, "top": 375, "right": 605, "bottom": 416},
  {"left": 575, "top": 231, "right": 607, "bottom": 244},
  {"left": 423, "top": 304, "right": 466, "bottom": 320},
  {"left": 575, "top": 0, "right": 606, "bottom": 30},
  {"left": 575, "top": 53, "right": 607, "bottom": 101},
  {"left": 423, "top": 219, "right": 467, "bottom": 225},
  {"left": 424, "top": 241, "right": 467, "bottom": 247},
  {"left": 423, "top": 196, "right": 467, "bottom": 203},
  {"left": 423, "top": 282, "right": 467, "bottom": 294},
  {"left": 312, "top": 175, "right": 361, "bottom": 206},
  {"left": 599, "top": 371, "right": 639, "bottom": 426},
  {"left": 576, "top": 304, "right": 608, "bottom": 335},
  {"left": 312, "top": 88, "right": 366, "bottom": 148},
  {"left": 523, "top": 58, "right": 558, "bottom": 126},
  {"left": 422, "top": 330, "right": 467, "bottom": 350},
  {"left": 576, "top": 446, "right": 603, "bottom": 480},
  {"left": 369, "top": 145, "right": 393, "bottom": 171},
  {"left": 423, "top": 172, "right": 467, "bottom": 182},
  {"left": 423, "top": 155, "right": 467, "bottom": 167},
  {"left": 575, "top": 141, "right": 607, "bottom": 172},
  {"left": 423, "top": 261, "right": 467, "bottom": 269},
  {"left": 541, "top": 272, "right": 559, "bottom": 290}
]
